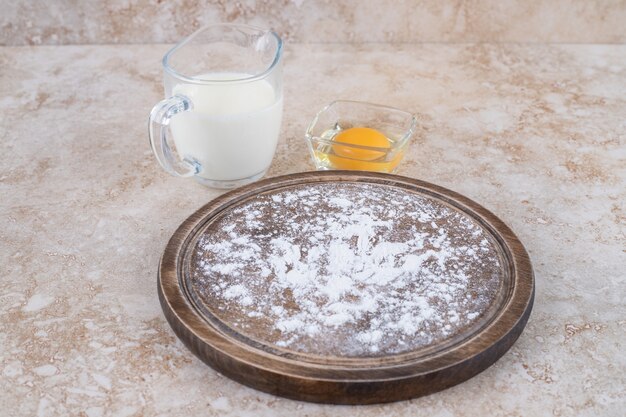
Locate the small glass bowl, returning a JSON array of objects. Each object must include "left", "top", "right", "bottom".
[{"left": 304, "top": 100, "right": 417, "bottom": 173}]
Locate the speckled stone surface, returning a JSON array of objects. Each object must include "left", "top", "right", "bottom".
[
  {"left": 0, "top": 43, "right": 625, "bottom": 416},
  {"left": 2, "top": 0, "right": 626, "bottom": 45}
]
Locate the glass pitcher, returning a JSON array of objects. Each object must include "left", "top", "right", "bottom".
[{"left": 149, "top": 24, "right": 283, "bottom": 189}]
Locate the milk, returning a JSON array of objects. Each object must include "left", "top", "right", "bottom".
[{"left": 169, "top": 73, "right": 282, "bottom": 181}]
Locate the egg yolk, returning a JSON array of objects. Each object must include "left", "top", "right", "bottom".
[
  {"left": 328, "top": 127, "right": 402, "bottom": 172},
  {"left": 332, "top": 127, "right": 390, "bottom": 160}
]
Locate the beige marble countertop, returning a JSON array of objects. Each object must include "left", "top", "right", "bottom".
[
  {"left": 3, "top": 0, "right": 626, "bottom": 45},
  {"left": 1, "top": 43, "right": 624, "bottom": 416}
]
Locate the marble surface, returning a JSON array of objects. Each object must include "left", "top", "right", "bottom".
[
  {"left": 2, "top": 0, "right": 626, "bottom": 45},
  {"left": 1, "top": 42, "right": 625, "bottom": 416}
]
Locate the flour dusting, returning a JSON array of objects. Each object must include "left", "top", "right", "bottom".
[{"left": 189, "top": 183, "right": 504, "bottom": 357}]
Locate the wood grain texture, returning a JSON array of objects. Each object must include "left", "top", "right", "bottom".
[{"left": 158, "top": 171, "right": 534, "bottom": 404}]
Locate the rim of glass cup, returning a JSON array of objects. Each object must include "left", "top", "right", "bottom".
[
  {"left": 163, "top": 23, "right": 283, "bottom": 85},
  {"left": 305, "top": 100, "right": 418, "bottom": 152}
]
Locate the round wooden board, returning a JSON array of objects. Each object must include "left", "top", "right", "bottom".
[{"left": 158, "top": 171, "right": 534, "bottom": 404}]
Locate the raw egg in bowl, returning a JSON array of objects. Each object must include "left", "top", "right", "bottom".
[{"left": 305, "top": 100, "right": 416, "bottom": 173}]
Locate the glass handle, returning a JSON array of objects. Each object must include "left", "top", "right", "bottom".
[{"left": 148, "top": 94, "right": 200, "bottom": 177}]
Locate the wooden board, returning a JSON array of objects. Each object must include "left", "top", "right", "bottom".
[{"left": 158, "top": 171, "right": 534, "bottom": 404}]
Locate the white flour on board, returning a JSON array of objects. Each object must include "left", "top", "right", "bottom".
[{"left": 190, "top": 183, "right": 503, "bottom": 357}]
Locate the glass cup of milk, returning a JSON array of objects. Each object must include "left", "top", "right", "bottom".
[{"left": 149, "top": 24, "right": 283, "bottom": 189}]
